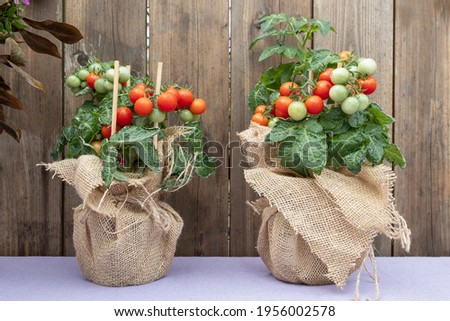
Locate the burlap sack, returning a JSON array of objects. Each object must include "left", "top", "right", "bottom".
[
  {"left": 239, "top": 123, "right": 411, "bottom": 288},
  {"left": 43, "top": 155, "right": 183, "bottom": 287}
]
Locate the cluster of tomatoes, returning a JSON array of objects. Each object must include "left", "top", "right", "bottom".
[
  {"left": 251, "top": 51, "right": 378, "bottom": 127},
  {"left": 65, "top": 62, "right": 131, "bottom": 94},
  {"left": 65, "top": 61, "right": 208, "bottom": 155}
]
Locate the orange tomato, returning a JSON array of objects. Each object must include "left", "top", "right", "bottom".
[{"left": 190, "top": 98, "right": 207, "bottom": 114}]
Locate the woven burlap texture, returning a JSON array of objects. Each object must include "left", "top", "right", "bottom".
[
  {"left": 239, "top": 123, "right": 410, "bottom": 287},
  {"left": 44, "top": 154, "right": 183, "bottom": 287}
]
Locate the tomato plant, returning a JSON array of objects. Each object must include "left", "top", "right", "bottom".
[
  {"left": 247, "top": 13, "right": 406, "bottom": 176},
  {"left": 54, "top": 58, "right": 215, "bottom": 189}
]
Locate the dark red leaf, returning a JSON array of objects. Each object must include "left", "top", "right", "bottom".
[
  {"left": 22, "top": 17, "right": 83, "bottom": 44},
  {"left": 0, "top": 77, "right": 11, "bottom": 91},
  {"left": 19, "top": 29, "right": 62, "bottom": 59},
  {"left": 0, "top": 88, "right": 24, "bottom": 110},
  {"left": 0, "top": 117, "right": 22, "bottom": 142}
]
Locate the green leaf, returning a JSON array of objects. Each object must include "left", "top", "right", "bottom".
[
  {"left": 282, "top": 45, "right": 299, "bottom": 59},
  {"left": 308, "top": 49, "right": 340, "bottom": 72},
  {"left": 194, "top": 153, "right": 216, "bottom": 178},
  {"left": 318, "top": 106, "right": 346, "bottom": 132},
  {"left": 258, "top": 45, "right": 285, "bottom": 61},
  {"left": 260, "top": 62, "right": 296, "bottom": 91},
  {"left": 311, "top": 18, "right": 335, "bottom": 36},
  {"left": 367, "top": 104, "right": 395, "bottom": 125},
  {"left": 267, "top": 119, "right": 298, "bottom": 142},
  {"left": 384, "top": 144, "right": 406, "bottom": 168},
  {"left": 13, "top": 21, "right": 27, "bottom": 30},
  {"left": 5, "top": 19, "right": 12, "bottom": 33},
  {"left": 248, "top": 83, "right": 269, "bottom": 112},
  {"left": 258, "top": 13, "right": 288, "bottom": 32},
  {"left": 304, "top": 119, "right": 323, "bottom": 134},
  {"left": 269, "top": 91, "right": 280, "bottom": 104},
  {"left": 288, "top": 16, "right": 308, "bottom": 31},
  {"left": 75, "top": 85, "right": 91, "bottom": 97},
  {"left": 330, "top": 128, "right": 370, "bottom": 173},
  {"left": 269, "top": 120, "right": 327, "bottom": 175},
  {"left": 248, "top": 30, "right": 279, "bottom": 50},
  {"left": 364, "top": 123, "right": 390, "bottom": 165},
  {"left": 348, "top": 110, "right": 368, "bottom": 128},
  {"left": 109, "top": 126, "right": 161, "bottom": 171},
  {"left": 100, "top": 142, "right": 119, "bottom": 187}
]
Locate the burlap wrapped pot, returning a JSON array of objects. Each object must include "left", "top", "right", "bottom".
[
  {"left": 239, "top": 123, "right": 411, "bottom": 289},
  {"left": 43, "top": 155, "right": 183, "bottom": 287}
]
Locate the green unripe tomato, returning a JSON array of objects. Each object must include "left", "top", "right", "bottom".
[
  {"left": 77, "top": 69, "right": 90, "bottom": 81},
  {"left": 331, "top": 67, "right": 351, "bottom": 85},
  {"left": 94, "top": 78, "right": 108, "bottom": 94},
  {"left": 179, "top": 109, "right": 194, "bottom": 123},
  {"left": 329, "top": 85, "right": 349, "bottom": 103},
  {"left": 148, "top": 109, "right": 166, "bottom": 123},
  {"left": 105, "top": 69, "right": 115, "bottom": 82},
  {"left": 341, "top": 97, "right": 360, "bottom": 115},
  {"left": 66, "top": 75, "right": 81, "bottom": 88},
  {"left": 357, "top": 58, "right": 377, "bottom": 76},
  {"left": 268, "top": 117, "right": 279, "bottom": 128},
  {"left": 103, "top": 80, "right": 114, "bottom": 91},
  {"left": 356, "top": 93, "right": 370, "bottom": 111},
  {"left": 88, "top": 63, "right": 102, "bottom": 73},
  {"left": 287, "top": 101, "right": 307, "bottom": 121},
  {"left": 118, "top": 66, "right": 130, "bottom": 83},
  {"left": 192, "top": 114, "right": 201, "bottom": 121}
]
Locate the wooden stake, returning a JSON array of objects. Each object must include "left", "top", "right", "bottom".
[
  {"left": 126, "top": 65, "right": 131, "bottom": 87},
  {"left": 153, "top": 62, "right": 163, "bottom": 147},
  {"left": 308, "top": 70, "right": 314, "bottom": 95},
  {"left": 111, "top": 60, "right": 120, "bottom": 134}
]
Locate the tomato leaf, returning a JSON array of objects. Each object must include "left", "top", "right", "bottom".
[
  {"left": 307, "top": 49, "right": 340, "bottom": 72},
  {"left": 384, "top": 144, "right": 406, "bottom": 169},
  {"left": 348, "top": 110, "right": 368, "bottom": 128},
  {"left": 367, "top": 104, "right": 395, "bottom": 125},
  {"left": 22, "top": 18, "right": 83, "bottom": 44},
  {"left": 318, "top": 106, "right": 346, "bottom": 132},
  {"left": 248, "top": 30, "right": 278, "bottom": 50},
  {"left": 51, "top": 100, "right": 102, "bottom": 160},
  {"left": 268, "top": 119, "right": 327, "bottom": 175},
  {"left": 310, "top": 19, "right": 335, "bottom": 36},
  {"left": 258, "top": 13, "right": 286, "bottom": 33},
  {"left": 19, "top": 29, "right": 62, "bottom": 59},
  {"left": 282, "top": 46, "right": 299, "bottom": 59},
  {"left": 258, "top": 45, "right": 285, "bottom": 61},
  {"left": 248, "top": 83, "right": 269, "bottom": 112},
  {"left": 100, "top": 142, "right": 119, "bottom": 187},
  {"left": 108, "top": 126, "right": 160, "bottom": 172}
]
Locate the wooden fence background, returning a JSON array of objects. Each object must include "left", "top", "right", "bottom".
[{"left": 1, "top": 0, "right": 449, "bottom": 257}]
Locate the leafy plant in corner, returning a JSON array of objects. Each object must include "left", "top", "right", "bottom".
[
  {"left": 0, "top": 0, "right": 83, "bottom": 142},
  {"left": 248, "top": 13, "right": 405, "bottom": 176}
]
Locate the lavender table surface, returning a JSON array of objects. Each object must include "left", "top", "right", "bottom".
[{"left": 0, "top": 256, "right": 449, "bottom": 301}]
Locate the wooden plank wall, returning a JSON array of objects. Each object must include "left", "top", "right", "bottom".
[{"left": 0, "top": 0, "right": 449, "bottom": 257}]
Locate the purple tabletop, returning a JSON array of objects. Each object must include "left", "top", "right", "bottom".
[{"left": 0, "top": 256, "right": 449, "bottom": 301}]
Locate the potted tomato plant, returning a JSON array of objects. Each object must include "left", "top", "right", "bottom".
[
  {"left": 240, "top": 13, "right": 410, "bottom": 298},
  {"left": 45, "top": 59, "right": 215, "bottom": 287}
]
